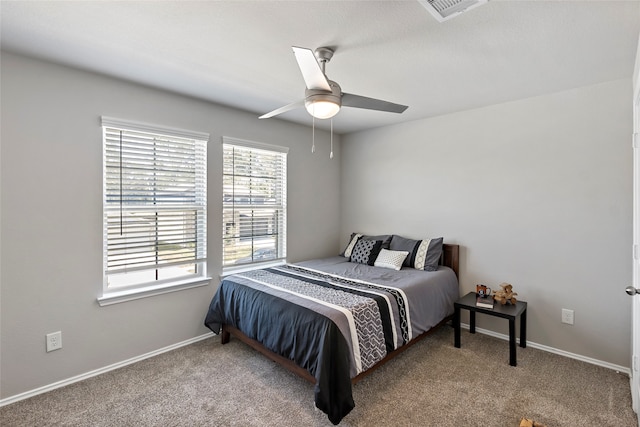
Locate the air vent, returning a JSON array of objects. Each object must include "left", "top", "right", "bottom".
[{"left": 418, "top": 0, "right": 488, "bottom": 22}]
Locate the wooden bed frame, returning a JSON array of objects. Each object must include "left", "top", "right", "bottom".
[{"left": 220, "top": 243, "right": 460, "bottom": 385}]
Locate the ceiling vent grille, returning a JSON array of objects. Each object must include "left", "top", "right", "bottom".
[{"left": 418, "top": 0, "right": 488, "bottom": 22}]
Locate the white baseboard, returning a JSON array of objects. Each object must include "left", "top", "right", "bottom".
[
  {"left": 460, "top": 323, "right": 631, "bottom": 376},
  {"left": 1, "top": 326, "right": 630, "bottom": 407},
  {"left": 0, "top": 332, "right": 215, "bottom": 407}
]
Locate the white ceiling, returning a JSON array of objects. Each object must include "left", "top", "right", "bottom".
[{"left": 1, "top": 1, "right": 639, "bottom": 134}]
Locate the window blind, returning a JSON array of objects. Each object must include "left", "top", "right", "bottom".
[
  {"left": 222, "top": 138, "right": 287, "bottom": 267},
  {"left": 103, "top": 121, "right": 207, "bottom": 288}
]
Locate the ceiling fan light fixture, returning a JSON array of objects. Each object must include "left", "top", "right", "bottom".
[
  {"left": 305, "top": 98, "right": 340, "bottom": 119},
  {"left": 305, "top": 82, "right": 342, "bottom": 119}
]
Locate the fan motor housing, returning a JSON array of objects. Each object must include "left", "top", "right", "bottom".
[{"left": 305, "top": 80, "right": 342, "bottom": 108}]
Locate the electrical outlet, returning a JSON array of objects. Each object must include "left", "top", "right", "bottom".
[
  {"left": 46, "top": 331, "right": 62, "bottom": 352},
  {"left": 561, "top": 309, "right": 574, "bottom": 325}
]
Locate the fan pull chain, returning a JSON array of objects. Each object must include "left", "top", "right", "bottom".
[
  {"left": 311, "top": 111, "right": 316, "bottom": 153},
  {"left": 330, "top": 119, "right": 334, "bottom": 159}
]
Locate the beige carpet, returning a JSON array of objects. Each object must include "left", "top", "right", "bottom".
[{"left": 1, "top": 326, "right": 637, "bottom": 426}]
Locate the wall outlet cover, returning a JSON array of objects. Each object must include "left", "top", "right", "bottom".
[
  {"left": 561, "top": 309, "right": 574, "bottom": 325},
  {"left": 46, "top": 331, "right": 62, "bottom": 352}
]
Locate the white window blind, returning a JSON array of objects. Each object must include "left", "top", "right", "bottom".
[
  {"left": 102, "top": 118, "right": 208, "bottom": 291},
  {"left": 222, "top": 137, "right": 287, "bottom": 268}
]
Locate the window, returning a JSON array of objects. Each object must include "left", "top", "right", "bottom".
[
  {"left": 100, "top": 117, "right": 208, "bottom": 303},
  {"left": 222, "top": 137, "right": 287, "bottom": 269}
]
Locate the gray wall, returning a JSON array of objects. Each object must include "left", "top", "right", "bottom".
[
  {"left": 0, "top": 52, "right": 341, "bottom": 399},
  {"left": 340, "top": 79, "right": 633, "bottom": 367},
  {"left": 0, "top": 49, "right": 633, "bottom": 399}
]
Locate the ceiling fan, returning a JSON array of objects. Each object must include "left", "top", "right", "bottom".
[{"left": 259, "top": 46, "right": 409, "bottom": 120}]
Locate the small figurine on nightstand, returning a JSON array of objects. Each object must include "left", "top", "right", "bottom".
[{"left": 493, "top": 282, "right": 517, "bottom": 305}]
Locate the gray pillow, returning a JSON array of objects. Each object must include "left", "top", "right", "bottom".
[
  {"left": 389, "top": 235, "right": 443, "bottom": 271},
  {"left": 361, "top": 234, "right": 392, "bottom": 249}
]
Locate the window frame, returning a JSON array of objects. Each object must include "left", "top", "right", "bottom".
[
  {"left": 98, "top": 117, "right": 210, "bottom": 306},
  {"left": 222, "top": 136, "right": 288, "bottom": 274}
]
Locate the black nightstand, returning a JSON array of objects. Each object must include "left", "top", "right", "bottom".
[{"left": 454, "top": 291, "right": 527, "bottom": 366}]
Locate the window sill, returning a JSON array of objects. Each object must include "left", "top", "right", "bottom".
[
  {"left": 221, "top": 260, "right": 286, "bottom": 279},
  {"left": 97, "top": 277, "right": 211, "bottom": 307}
]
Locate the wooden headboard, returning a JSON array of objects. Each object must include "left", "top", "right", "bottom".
[{"left": 441, "top": 244, "right": 459, "bottom": 278}]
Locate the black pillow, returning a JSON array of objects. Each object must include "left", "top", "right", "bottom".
[
  {"left": 349, "top": 239, "right": 384, "bottom": 266},
  {"left": 341, "top": 233, "right": 392, "bottom": 257}
]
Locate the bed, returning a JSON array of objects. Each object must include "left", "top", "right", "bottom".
[{"left": 204, "top": 236, "right": 459, "bottom": 425}]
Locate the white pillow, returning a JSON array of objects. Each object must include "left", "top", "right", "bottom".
[{"left": 374, "top": 248, "right": 409, "bottom": 271}]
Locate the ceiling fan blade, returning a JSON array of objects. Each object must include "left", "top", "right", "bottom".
[
  {"left": 342, "top": 93, "right": 408, "bottom": 114},
  {"left": 292, "top": 46, "right": 331, "bottom": 91},
  {"left": 259, "top": 99, "right": 305, "bottom": 119}
]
